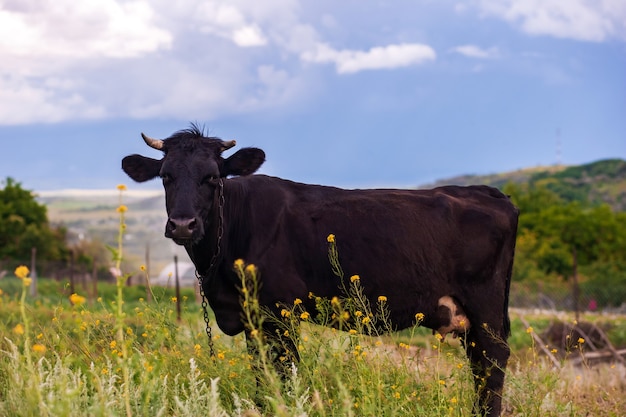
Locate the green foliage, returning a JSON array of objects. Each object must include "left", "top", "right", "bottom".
[
  {"left": 0, "top": 177, "right": 69, "bottom": 262},
  {"left": 580, "top": 262, "right": 626, "bottom": 307},
  {"left": 504, "top": 182, "right": 626, "bottom": 306}
]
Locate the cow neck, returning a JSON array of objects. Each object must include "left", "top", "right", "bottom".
[{"left": 188, "top": 178, "right": 225, "bottom": 280}]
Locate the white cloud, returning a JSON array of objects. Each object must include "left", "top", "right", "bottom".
[
  {"left": 0, "top": 0, "right": 172, "bottom": 123},
  {"left": 475, "top": 0, "right": 626, "bottom": 42},
  {"left": 0, "top": 0, "right": 437, "bottom": 125},
  {"left": 232, "top": 25, "right": 267, "bottom": 47},
  {"left": 301, "top": 43, "right": 436, "bottom": 74},
  {"left": 0, "top": 76, "right": 106, "bottom": 124},
  {"left": 452, "top": 45, "right": 499, "bottom": 59},
  {"left": 195, "top": 3, "right": 268, "bottom": 47},
  {"left": 0, "top": 0, "right": 172, "bottom": 60}
]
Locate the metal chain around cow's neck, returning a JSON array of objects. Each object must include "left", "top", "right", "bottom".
[{"left": 195, "top": 177, "right": 225, "bottom": 358}]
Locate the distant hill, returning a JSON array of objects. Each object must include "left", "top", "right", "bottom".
[
  {"left": 38, "top": 189, "right": 183, "bottom": 272},
  {"left": 425, "top": 158, "right": 626, "bottom": 211}
]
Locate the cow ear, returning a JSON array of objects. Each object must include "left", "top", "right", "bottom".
[
  {"left": 122, "top": 154, "right": 162, "bottom": 182},
  {"left": 222, "top": 148, "right": 265, "bottom": 177}
]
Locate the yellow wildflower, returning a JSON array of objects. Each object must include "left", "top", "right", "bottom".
[
  {"left": 32, "top": 344, "right": 46, "bottom": 353},
  {"left": 378, "top": 295, "right": 387, "bottom": 302},
  {"left": 300, "top": 312, "right": 310, "bottom": 320},
  {"left": 327, "top": 234, "right": 335, "bottom": 243},
  {"left": 526, "top": 326, "right": 533, "bottom": 334},
  {"left": 234, "top": 259, "right": 244, "bottom": 268},
  {"left": 281, "top": 309, "right": 291, "bottom": 318},
  {"left": 13, "top": 323, "right": 25, "bottom": 335},
  {"left": 110, "top": 340, "right": 117, "bottom": 349},
  {"left": 69, "top": 293, "right": 86, "bottom": 306},
  {"left": 578, "top": 337, "right": 585, "bottom": 344},
  {"left": 245, "top": 264, "right": 256, "bottom": 274},
  {"left": 14, "top": 265, "right": 29, "bottom": 279},
  {"left": 294, "top": 298, "right": 302, "bottom": 305},
  {"left": 349, "top": 329, "right": 357, "bottom": 335},
  {"left": 362, "top": 317, "right": 371, "bottom": 324},
  {"left": 355, "top": 311, "right": 363, "bottom": 317},
  {"left": 350, "top": 275, "right": 360, "bottom": 283},
  {"left": 331, "top": 296, "right": 340, "bottom": 305},
  {"left": 140, "top": 265, "right": 146, "bottom": 271},
  {"left": 415, "top": 312, "right": 425, "bottom": 322},
  {"left": 171, "top": 297, "right": 177, "bottom": 302},
  {"left": 116, "top": 184, "right": 127, "bottom": 191},
  {"left": 116, "top": 205, "right": 128, "bottom": 213}
]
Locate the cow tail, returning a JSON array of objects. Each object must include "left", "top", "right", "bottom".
[
  {"left": 503, "top": 260, "right": 512, "bottom": 337},
  {"left": 503, "top": 208, "right": 520, "bottom": 337}
]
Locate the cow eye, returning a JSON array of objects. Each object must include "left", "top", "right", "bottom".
[{"left": 160, "top": 173, "right": 172, "bottom": 183}]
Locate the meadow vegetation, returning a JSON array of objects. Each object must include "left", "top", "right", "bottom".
[{"left": 1, "top": 266, "right": 625, "bottom": 416}]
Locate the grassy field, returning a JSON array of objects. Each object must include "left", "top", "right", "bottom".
[{"left": 1, "top": 270, "right": 625, "bottom": 417}]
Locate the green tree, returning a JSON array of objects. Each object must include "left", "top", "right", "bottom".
[
  {"left": 0, "top": 177, "right": 68, "bottom": 261},
  {"left": 504, "top": 182, "right": 626, "bottom": 286}
]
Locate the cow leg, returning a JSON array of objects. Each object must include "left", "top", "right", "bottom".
[
  {"left": 245, "top": 322, "right": 301, "bottom": 380},
  {"left": 264, "top": 321, "right": 301, "bottom": 379},
  {"left": 463, "top": 326, "right": 510, "bottom": 416},
  {"left": 245, "top": 325, "right": 298, "bottom": 410}
]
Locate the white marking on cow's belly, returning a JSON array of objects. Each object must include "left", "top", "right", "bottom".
[{"left": 437, "top": 295, "right": 471, "bottom": 339}]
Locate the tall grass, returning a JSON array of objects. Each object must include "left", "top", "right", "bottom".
[{"left": 1, "top": 187, "right": 624, "bottom": 416}]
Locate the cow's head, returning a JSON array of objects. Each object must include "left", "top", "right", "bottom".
[{"left": 121, "top": 125, "right": 265, "bottom": 244}]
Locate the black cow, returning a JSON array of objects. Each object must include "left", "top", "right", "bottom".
[{"left": 122, "top": 126, "right": 518, "bottom": 416}]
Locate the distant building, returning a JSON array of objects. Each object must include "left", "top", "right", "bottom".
[{"left": 151, "top": 261, "right": 197, "bottom": 287}]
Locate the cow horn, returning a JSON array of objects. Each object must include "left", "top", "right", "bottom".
[
  {"left": 221, "top": 139, "right": 237, "bottom": 151},
  {"left": 141, "top": 133, "right": 164, "bottom": 150}
]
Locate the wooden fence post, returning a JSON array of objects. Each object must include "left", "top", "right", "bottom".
[
  {"left": 29, "top": 247, "right": 37, "bottom": 297},
  {"left": 174, "top": 255, "right": 181, "bottom": 323},
  {"left": 145, "top": 242, "right": 152, "bottom": 303}
]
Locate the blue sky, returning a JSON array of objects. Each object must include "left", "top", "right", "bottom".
[{"left": 1, "top": 0, "right": 625, "bottom": 192}]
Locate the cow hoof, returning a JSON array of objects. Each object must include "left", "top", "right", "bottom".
[{"left": 436, "top": 296, "right": 470, "bottom": 340}]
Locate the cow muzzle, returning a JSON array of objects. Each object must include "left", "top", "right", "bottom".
[{"left": 166, "top": 217, "right": 202, "bottom": 243}]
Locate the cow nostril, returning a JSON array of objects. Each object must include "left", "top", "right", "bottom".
[{"left": 168, "top": 218, "right": 196, "bottom": 235}]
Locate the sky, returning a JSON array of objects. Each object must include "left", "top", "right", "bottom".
[{"left": 1, "top": 0, "right": 625, "bottom": 193}]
